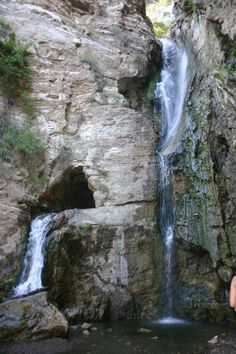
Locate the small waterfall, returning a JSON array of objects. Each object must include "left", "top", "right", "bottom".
[
  {"left": 14, "top": 213, "right": 54, "bottom": 297},
  {"left": 155, "top": 38, "right": 188, "bottom": 320}
]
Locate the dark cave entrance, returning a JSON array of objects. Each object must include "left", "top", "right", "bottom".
[{"left": 40, "top": 166, "right": 95, "bottom": 212}]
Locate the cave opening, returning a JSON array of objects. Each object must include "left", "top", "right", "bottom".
[{"left": 40, "top": 166, "right": 95, "bottom": 212}]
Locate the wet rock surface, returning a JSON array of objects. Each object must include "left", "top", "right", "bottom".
[{"left": 171, "top": 0, "right": 236, "bottom": 320}]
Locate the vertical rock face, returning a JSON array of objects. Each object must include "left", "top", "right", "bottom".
[
  {"left": 0, "top": 0, "right": 162, "bottom": 322},
  {"left": 172, "top": 0, "right": 236, "bottom": 320},
  {"left": 44, "top": 206, "right": 159, "bottom": 322}
]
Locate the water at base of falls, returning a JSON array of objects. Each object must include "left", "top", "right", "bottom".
[
  {"left": 13, "top": 213, "right": 54, "bottom": 297},
  {"left": 155, "top": 37, "right": 188, "bottom": 320},
  {"left": 156, "top": 317, "right": 187, "bottom": 325}
]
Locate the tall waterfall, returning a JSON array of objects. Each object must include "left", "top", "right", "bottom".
[
  {"left": 155, "top": 38, "right": 188, "bottom": 320},
  {"left": 14, "top": 214, "right": 54, "bottom": 297}
]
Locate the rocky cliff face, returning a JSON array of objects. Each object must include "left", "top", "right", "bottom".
[
  {"left": 0, "top": 0, "right": 162, "bottom": 327},
  {"left": 172, "top": 0, "right": 236, "bottom": 320}
]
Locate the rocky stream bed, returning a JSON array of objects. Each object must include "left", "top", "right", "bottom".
[{"left": 1, "top": 319, "right": 236, "bottom": 354}]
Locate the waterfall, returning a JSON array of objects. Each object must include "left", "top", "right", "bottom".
[
  {"left": 13, "top": 213, "right": 54, "bottom": 297},
  {"left": 155, "top": 38, "right": 188, "bottom": 320}
]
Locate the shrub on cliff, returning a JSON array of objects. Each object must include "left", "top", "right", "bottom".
[
  {"left": 0, "top": 122, "right": 45, "bottom": 173},
  {"left": 181, "top": 0, "right": 198, "bottom": 14},
  {"left": 0, "top": 20, "right": 36, "bottom": 118}
]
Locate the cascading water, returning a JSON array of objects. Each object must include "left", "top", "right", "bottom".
[
  {"left": 155, "top": 38, "right": 188, "bottom": 321},
  {"left": 13, "top": 213, "right": 54, "bottom": 297}
]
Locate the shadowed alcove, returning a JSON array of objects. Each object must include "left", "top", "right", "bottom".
[{"left": 40, "top": 166, "right": 95, "bottom": 212}]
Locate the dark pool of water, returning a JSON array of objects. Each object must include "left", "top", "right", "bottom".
[{"left": 0, "top": 319, "right": 233, "bottom": 354}]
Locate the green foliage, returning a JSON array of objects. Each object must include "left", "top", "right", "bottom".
[
  {"left": 0, "top": 123, "right": 45, "bottom": 171},
  {"left": 99, "top": 222, "right": 109, "bottom": 231},
  {"left": 152, "top": 20, "right": 168, "bottom": 37},
  {"left": 80, "top": 51, "right": 100, "bottom": 72},
  {"left": 229, "top": 48, "right": 236, "bottom": 58},
  {"left": 0, "top": 20, "right": 36, "bottom": 118},
  {"left": 0, "top": 19, "right": 10, "bottom": 34},
  {"left": 224, "top": 47, "right": 236, "bottom": 74},
  {"left": 224, "top": 63, "right": 236, "bottom": 74},
  {"left": 98, "top": 182, "right": 109, "bottom": 193},
  {"left": 80, "top": 223, "right": 92, "bottom": 231},
  {"left": 26, "top": 174, "right": 48, "bottom": 191},
  {"left": 181, "top": 0, "right": 198, "bottom": 14}
]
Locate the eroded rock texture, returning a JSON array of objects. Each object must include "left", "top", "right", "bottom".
[
  {"left": 0, "top": 292, "right": 68, "bottom": 341},
  {"left": 44, "top": 205, "right": 159, "bottom": 322},
  {"left": 0, "top": 0, "right": 161, "bottom": 327},
  {"left": 172, "top": 0, "right": 236, "bottom": 320}
]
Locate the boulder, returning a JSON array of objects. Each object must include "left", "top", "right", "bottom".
[{"left": 0, "top": 292, "right": 68, "bottom": 341}]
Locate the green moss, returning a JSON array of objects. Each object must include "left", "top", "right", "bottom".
[
  {"left": 223, "top": 63, "right": 236, "bottom": 74},
  {"left": 80, "top": 224, "right": 92, "bottom": 231},
  {"left": 229, "top": 48, "right": 236, "bottom": 58},
  {"left": 0, "top": 21, "right": 36, "bottom": 118},
  {"left": 147, "top": 74, "right": 158, "bottom": 102}
]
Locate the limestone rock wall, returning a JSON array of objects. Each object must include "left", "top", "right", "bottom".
[
  {"left": 0, "top": 0, "right": 162, "bottom": 321},
  {"left": 172, "top": 0, "right": 236, "bottom": 320},
  {"left": 44, "top": 205, "right": 159, "bottom": 322}
]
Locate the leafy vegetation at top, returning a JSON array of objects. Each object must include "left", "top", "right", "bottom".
[
  {"left": 181, "top": 0, "right": 198, "bottom": 14},
  {"left": 152, "top": 21, "right": 168, "bottom": 37},
  {"left": 146, "top": 0, "right": 173, "bottom": 38},
  {"left": 0, "top": 20, "right": 36, "bottom": 118}
]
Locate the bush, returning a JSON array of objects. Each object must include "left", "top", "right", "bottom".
[
  {"left": 181, "top": 0, "right": 198, "bottom": 14},
  {"left": 0, "top": 123, "right": 45, "bottom": 172},
  {"left": 0, "top": 21, "right": 36, "bottom": 118},
  {"left": 80, "top": 51, "right": 100, "bottom": 72},
  {"left": 152, "top": 21, "right": 168, "bottom": 37},
  {"left": 80, "top": 224, "right": 92, "bottom": 231}
]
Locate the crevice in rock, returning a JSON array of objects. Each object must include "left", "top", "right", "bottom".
[
  {"left": 117, "top": 39, "right": 161, "bottom": 111},
  {"left": 118, "top": 74, "right": 159, "bottom": 112},
  {"left": 110, "top": 200, "right": 156, "bottom": 207},
  {"left": 67, "top": 0, "right": 96, "bottom": 14},
  {"left": 38, "top": 166, "right": 95, "bottom": 212},
  {"left": 118, "top": 76, "right": 148, "bottom": 110},
  {"left": 210, "top": 134, "right": 229, "bottom": 174}
]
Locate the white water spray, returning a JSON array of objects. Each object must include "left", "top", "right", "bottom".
[
  {"left": 14, "top": 214, "right": 54, "bottom": 297},
  {"left": 155, "top": 38, "right": 188, "bottom": 319},
  {"left": 156, "top": 38, "right": 188, "bottom": 156}
]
